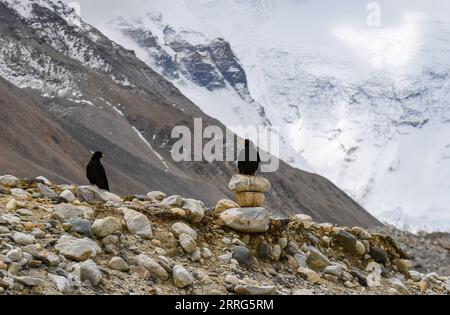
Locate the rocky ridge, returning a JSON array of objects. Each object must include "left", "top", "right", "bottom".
[{"left": 0, "top": 174, "right": 448, "bottom": 295}]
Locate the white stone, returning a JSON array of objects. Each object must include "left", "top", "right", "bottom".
[
  {"left": 60, "top": 190, "right": 76, "bottom": 203},
  {"left": 355, "top": 241, "right": 366, "bottom": 256},
  {"left": 228, "top": 175, "right": 271, "bottom": 193},
  {"left": 147, "top": 191, "right": 166, "bottom": 201},
  {"left": 10, "top": 188, "right": 31, "bottom": 200},
  {"left": 161, "top": 195, "right": 183, "bottom": 207},
  {"left": 181, "top": 199, "right": 205, "bottom": 223},
  {"left": 220, "top": 207, "right": 270, "bottom": 233},
  {"left": 53, "top": 204, "right": 94, "bottom": 221},
  {"left": 179, "top": 233, "right": 196, "bottom": 254},
  {"left": 0, "top": 175, "right": 21, "bottom": 187},
  {"left": 49, "top": 274, "right": 71, "bottom": 294},
  {"left": 122, "top": 208, "right": 153, "bottom": 239},
  {"left": 13, "top": 232, "right": 35, "bottom": 246},
  {"left": 79, "top": 259, "right": 102, "bottom": 286},
  {"left": 76, "top": 185, "right": 122, "bottom": 203}
]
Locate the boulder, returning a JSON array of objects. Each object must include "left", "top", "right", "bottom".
[
  {"left": 215, "top": 199, "right": 239, "bottom": 213},
  {"left": 181, "top": 199, "right": 206, "bottom": 223},
  {"left": 235, "top": 192, "right": 265, "bottom": 207},
  {"left": 220, "top": 207, "right": 270, "bottom": 233},
  {"left": 122, "top": 208, "right": 153, "bottom": 239},
  {"left": 171, "top": 222, "right": 197, "bottom": 240},
  {"left": 228, "top": 175, "right": 271, "bottom": 193},
  {"left": 53, "top": 204, "right": 94, "bottom": 221},
  {"left": 55, "top": 235, "right": 101, "bottom": 261},
  {"left": 76, "top": 185, "right": 122, "bottom": 203},
  {"left": 92, "top": 217, "right": 122, "bottom": 237},
  {"left": 172, "top": 265, "right": 194, "bottom": 288}
]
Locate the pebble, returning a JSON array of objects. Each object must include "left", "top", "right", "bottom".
[
  {"left": 323, "top": 265, "right": 343, "bottom": 277},
  {"left": 355, "top": 241, "right": 366, "bottom": 256},
  {"left": 79, "top": 259, "right": 103, "bottom": 286},
  {"left": 15, "top": 276, "right": 43, "bottom": 287},
  {"left": 146, "top": 191, "right": 166, "bottom": 201},
  {"left": 307, "top": 246, "right": 331, "bottom": 269},
  {"left": 122, "top": 208, "right": 153, "bottom": 239},
  {"left": 7, "top": 249, "right": 23, "bottom": 261},
  {"left": 55, "top": 235, "right": 102, "bottom": 262},
  {"left": 225, "top": 275, "right": 240, "bottom": 285},
  {"left": 66, "top": 219, "right": 93, "bottom": 236},
  {"left": 297, "top": 267, "right": 321, "bottom": 284},
  {"left": 181, "top": 198, "right": 206, "bottom": 223},
  {"left": 136, "top": 254, "right": 169, "bottom": 280},
  {"left": 370, "top": 247, "right": 388, "bottom": 265},
  {"left": 233, "top": 246, "right": 254, "bottom": 268},
  {"left": 171, "top": 222, "right": 197, "bottom": 240},
  {"left": 6, "top": 199, "right": 17, "bottom": 210},
  {"left": 218, "top": 252, "right": 232, "bottom": 263},
  {"left": 409, "top": 270, "right": 424, "bottom": 282},
  {"left": 60, "top": 190, "right": 75, "bottom": 203},
  {"left": 31, "top": 228, "right": 46, "bottom": 239},
  {"left": 10, "top": 188, "right": 31, "bottom": 200},
  {"left": 161, "top": 195, "right": 183, "bottom": 207}
]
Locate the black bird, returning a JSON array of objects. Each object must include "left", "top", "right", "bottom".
[
  {"left": 86, "top": 151, "right": 110, "bottom": 191},
  {"left": 237, "top": 139, "right": 261, "bottom": 176}
]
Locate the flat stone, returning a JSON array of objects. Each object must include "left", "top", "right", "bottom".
[
  {"left": 15, "top": 276, "right": 42, "bottom": 287},
  {"left": 220, "top": 207, "right": 270, "bottom": 233},
  {"left": 16, "top": 208, "right": 33, "bottom": 216},
  {"left": 53, "top": 204, "right": 94, "bottom": 221},
  {"left": 55, "top": 235, "right": 101, "bottom": 262},
  {"left": 228, "top": 175, "right": 271, "bottom": 193},
  {"left": 122, "top": 208, "right": 153, "bottom": 239},
  {"left": 76, "top": 185, "right": 122, "bottom": 203}
]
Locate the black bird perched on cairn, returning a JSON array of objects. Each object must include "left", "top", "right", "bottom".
[
  {"left": 86, "top": 151, "right": 110, "bottom": 191},
  {"left": 238, "top": 139, "right": 261, "bottom": 176}
]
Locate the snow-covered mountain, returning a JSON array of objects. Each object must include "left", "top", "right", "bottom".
[{"left": 64, "top": 0, "right": 450, "bottom": 232}]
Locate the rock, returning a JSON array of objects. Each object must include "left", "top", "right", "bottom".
[
  {"left": 122, "top": 208, "right": 153, "bottom": 239},
  {"left": 171, "top": 222, "right": 197, "bottom": 240},
  {"left": 13, "top": 232, "right": 35, "bottom": 245},
  {"left": 293, "top": 214, "right": 313, "bottom": 223},
  {"left": 235, "top": 192, "right": 265, "bottom": 207},
  {"left": 172, "top": 265, "right": 194, "bottom": 288},
  {"left": 355, "top": 241, "right": 366, "bottom": 256},
  {"left": 102, "top": 235, "right": 119, "bottom": 245},
  {"left": 38, "top": 251, "right": 60, "bottom": 266},
  {"left": 323, "top": 265, "right": 343, "bottom": 277},
  {"left": 15, "top": 276, "right": 42, "bottom": 287},
  {"left": 37, "top": 183, "right": 58, "bottom": 199},
  {"left": 334, "top": 230, "right": 357, "bottom": 252},
  {"left": 108, "top": 257, "right": 130, "bottom": 272},
  {"left": 202, "top": 248, "right": 213, "bottom": 259},
  {"left": 220, "top": 207, "right": 270, "bottom": 233},
  {"left": 215, "top": 199, "right": 239, "bottom": 213},
  {"left": 79, "top": 259, "right": 102, "bottom": 286},
  {"left": 294, "top": 252, "right": 308, "bottom": 269},
  {"left": 10, "top": 188, "right": 31, "bottom": 200},
  {"left": 225, "top": 275, "right": 240, "bottom": 285},
  {"left": 16, "top": 208, "right": 33, "bottom": 216},
  {"left": 234, "top": 285, "right": 276, "bottom": 295},
  {"left": 67, "top": 219, "right": 93, "bottom": 236},
  {"left": 171, "top": 208, "right": 187, "bottom": 218},
  {"left": 409, "top": 270, "right": 424, "bottom": 282},
  {"left": 293, "top": 289, "right": 314, "bottom": 295},
  {"left": 1, "top": 213, "right": 21, "bottom": 224},
  {"left": 445, "top": 278, "right": 450, "bottom": 292},
  {"left": 49, "top": 274, "right": 71, "bottom": 294},
  {"left": 271, "top": 245, "right": 281, "bottom": 261},
  {"left": 6, "top": 199, "right": 17, "bottom": 210},
  {"left": 394, "top": 259, "right": 411, "bottom": 274},
  {"left": 228, "top": 175, "right": 271, "bottom": 193},
  {"left": 31, "top": 228, "right": 46, "bottom": 239},
  {"left": 257, "top": 242, "right": 272, "bottom": 260},
  {"left": 147, "top": 191, "right": 166, "bottom": 201},
  {"left": 279, "top": 238, "right": 288, "bottom": 249},
  {"left": 0, "top": 226, "right": 10, "bottom": 234},
  {"left": 233, "top": 246, "right": 254, "bottom": 268},
  {"left": 181, "top": 199, "right": 206, "bottom": 223},
  {"left": 161, "top": 195, "right": 183, "bottom": 207},
  {"left": 190, "top": 249, "right": 201, "bottom": 262},
  {"left": 53, "top": 204, "right": 94, "bottom": 221},
  {"left": 36, "top": 176, "right": 51, "bottom": 185},
  {"left": 7, "top": 249, "right": 22, "bottom": 261},
  {"left": 92, "top": 217, "right": 122, "bottom": 237},
  {"left": 76, "top": 186, "right": 122, "bottom": 203},
  {"left": 60, "top": 190, "right": 76, "bottom": 203},
  {"left": 307, "top": 246, "right": 331, "bottom": 269},
  {"left": 179, "top": 233, "right": 197, "bottom": 254},
  {"left": 0, "top": 175, "right": 21, "bottom": 187},
  {"left": 136, "top": 254, "right": 169, "bottom": 280},
  {"left": 370, "top": 247, "right": 388, "bottom": 264},
  {"left": 388, "top": 278, "right": 411, "bottom": 295},
  {"left": 218, "top": 252, "right": 233, "bottom": 263},
  {"left": 350, "top": 226, "right": 372, "bottom": 240},
  {"left": 297, "top": 267, "right": 321, "bottom": 284},
  {"left": 55, "top": 235, "right": 101, "bottom": 261}
]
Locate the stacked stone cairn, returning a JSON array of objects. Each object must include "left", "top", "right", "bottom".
[{"left": 219, "top": 175, "right": 272, "bottom": 233}]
